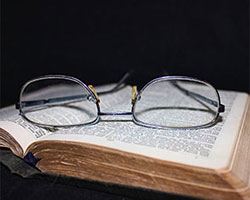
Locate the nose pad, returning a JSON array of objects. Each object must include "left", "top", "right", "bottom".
[
  {"left": 131, "top": 86, "right": 138, "bottom": 104},
  {"left": 88, "top": 85, "right": 100, "bottom": 104}
]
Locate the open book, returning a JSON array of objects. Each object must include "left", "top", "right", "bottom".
[{"left": 0, "top": 84, "right": 249, "bottom": 200}]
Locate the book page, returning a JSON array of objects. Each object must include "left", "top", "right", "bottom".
[
  {"left": 0, "top": 84, "right": 128, "bottom": 152},
  {"left": 0, "top": 105, "right": 52, "bottom": 152},
  {"left": 0, "top": 84, "right": 248, "bottom": 169},
  {"left": 0, "top": 82, "right": 108, "bottom": 151},
  {"left": 34, "top": 84, "right": 248, "bottom": 169}
]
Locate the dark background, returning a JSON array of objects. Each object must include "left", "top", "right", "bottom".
[
  {"left": 0, "top": 1, "right": 249, "bottom": 200},
  {"left": 1, "top": 0, "right": 249, "bottom": 108}
]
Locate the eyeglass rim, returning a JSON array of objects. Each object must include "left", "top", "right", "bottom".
[
  {"left": 18, "top": 75, "right": 101, "bottom": 128},
  {"left": 132, "top": 75, "right": 222, "bottom": 129}
]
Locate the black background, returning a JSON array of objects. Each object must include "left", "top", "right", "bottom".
[
  {"left": 1, "top": 0, "right": 249, "bottom": 108},
  {"left": 0, "top": 1, "right": 249, "bottom": 200}
]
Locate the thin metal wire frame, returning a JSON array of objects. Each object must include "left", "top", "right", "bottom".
[
  {"left": 17, "top": 75, "right": 101, "bottom": 129},
  {"left": 16, "top": 74, "right": 225, "bottom": 130},
  {"left": 132, "top": 76, "right": 224, "bottom": 129}
]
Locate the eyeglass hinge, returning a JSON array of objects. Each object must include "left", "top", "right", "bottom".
[
  {"left": 219, "top": 104, "right": 225, "bottom": 112},
  {"left": 15, "top": 102, "right": 20, "bottom": 109}
]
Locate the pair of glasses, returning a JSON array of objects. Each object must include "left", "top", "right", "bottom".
[{"left": 15, "top": 72, "right": 225, "bottom": 130}]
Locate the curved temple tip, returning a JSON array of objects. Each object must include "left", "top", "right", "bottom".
[{"left": 88, "top": 85, "right": 100, "bottom": 104}]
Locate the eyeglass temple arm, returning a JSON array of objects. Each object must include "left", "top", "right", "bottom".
[
  {"left": 172, "top": 82, "right": 225, "bottom": 112},
  {"left": 15, "top": 72, "right": 132, "bottom": 109},
  {"left": 162, "top": 69, "right": 224, "bottom": 112},
  {"left": 16, "top": 94, "right": 89, "bottom": 109},
  {"left": 96, "top": 71, "right": 131, "bottom": 95}
]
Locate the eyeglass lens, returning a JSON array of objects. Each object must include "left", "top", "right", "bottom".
[
  {"left": 20, "top": 78, "right": 98, "bottom": 126},
  {"left": 133, "top": 79, "right": 219, "bottom": 128}
]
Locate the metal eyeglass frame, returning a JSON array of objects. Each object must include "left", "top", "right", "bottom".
[{"left": 16, "top": 72, "right": 225, "bottom": 130}]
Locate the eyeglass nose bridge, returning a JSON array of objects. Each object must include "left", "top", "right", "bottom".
[
  {"left": 98, "top": 111, "right": 133, "bottom": 116},
  {"left": 97, "top": 111, "right": 133, "bottom": 122}
]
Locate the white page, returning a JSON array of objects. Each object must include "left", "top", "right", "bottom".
[
  {"left": 36, "top": 86, "right": 248, "bottom": 169},
  {"left": 0, "top": 84, "right": 248, "bottom": 169}
]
